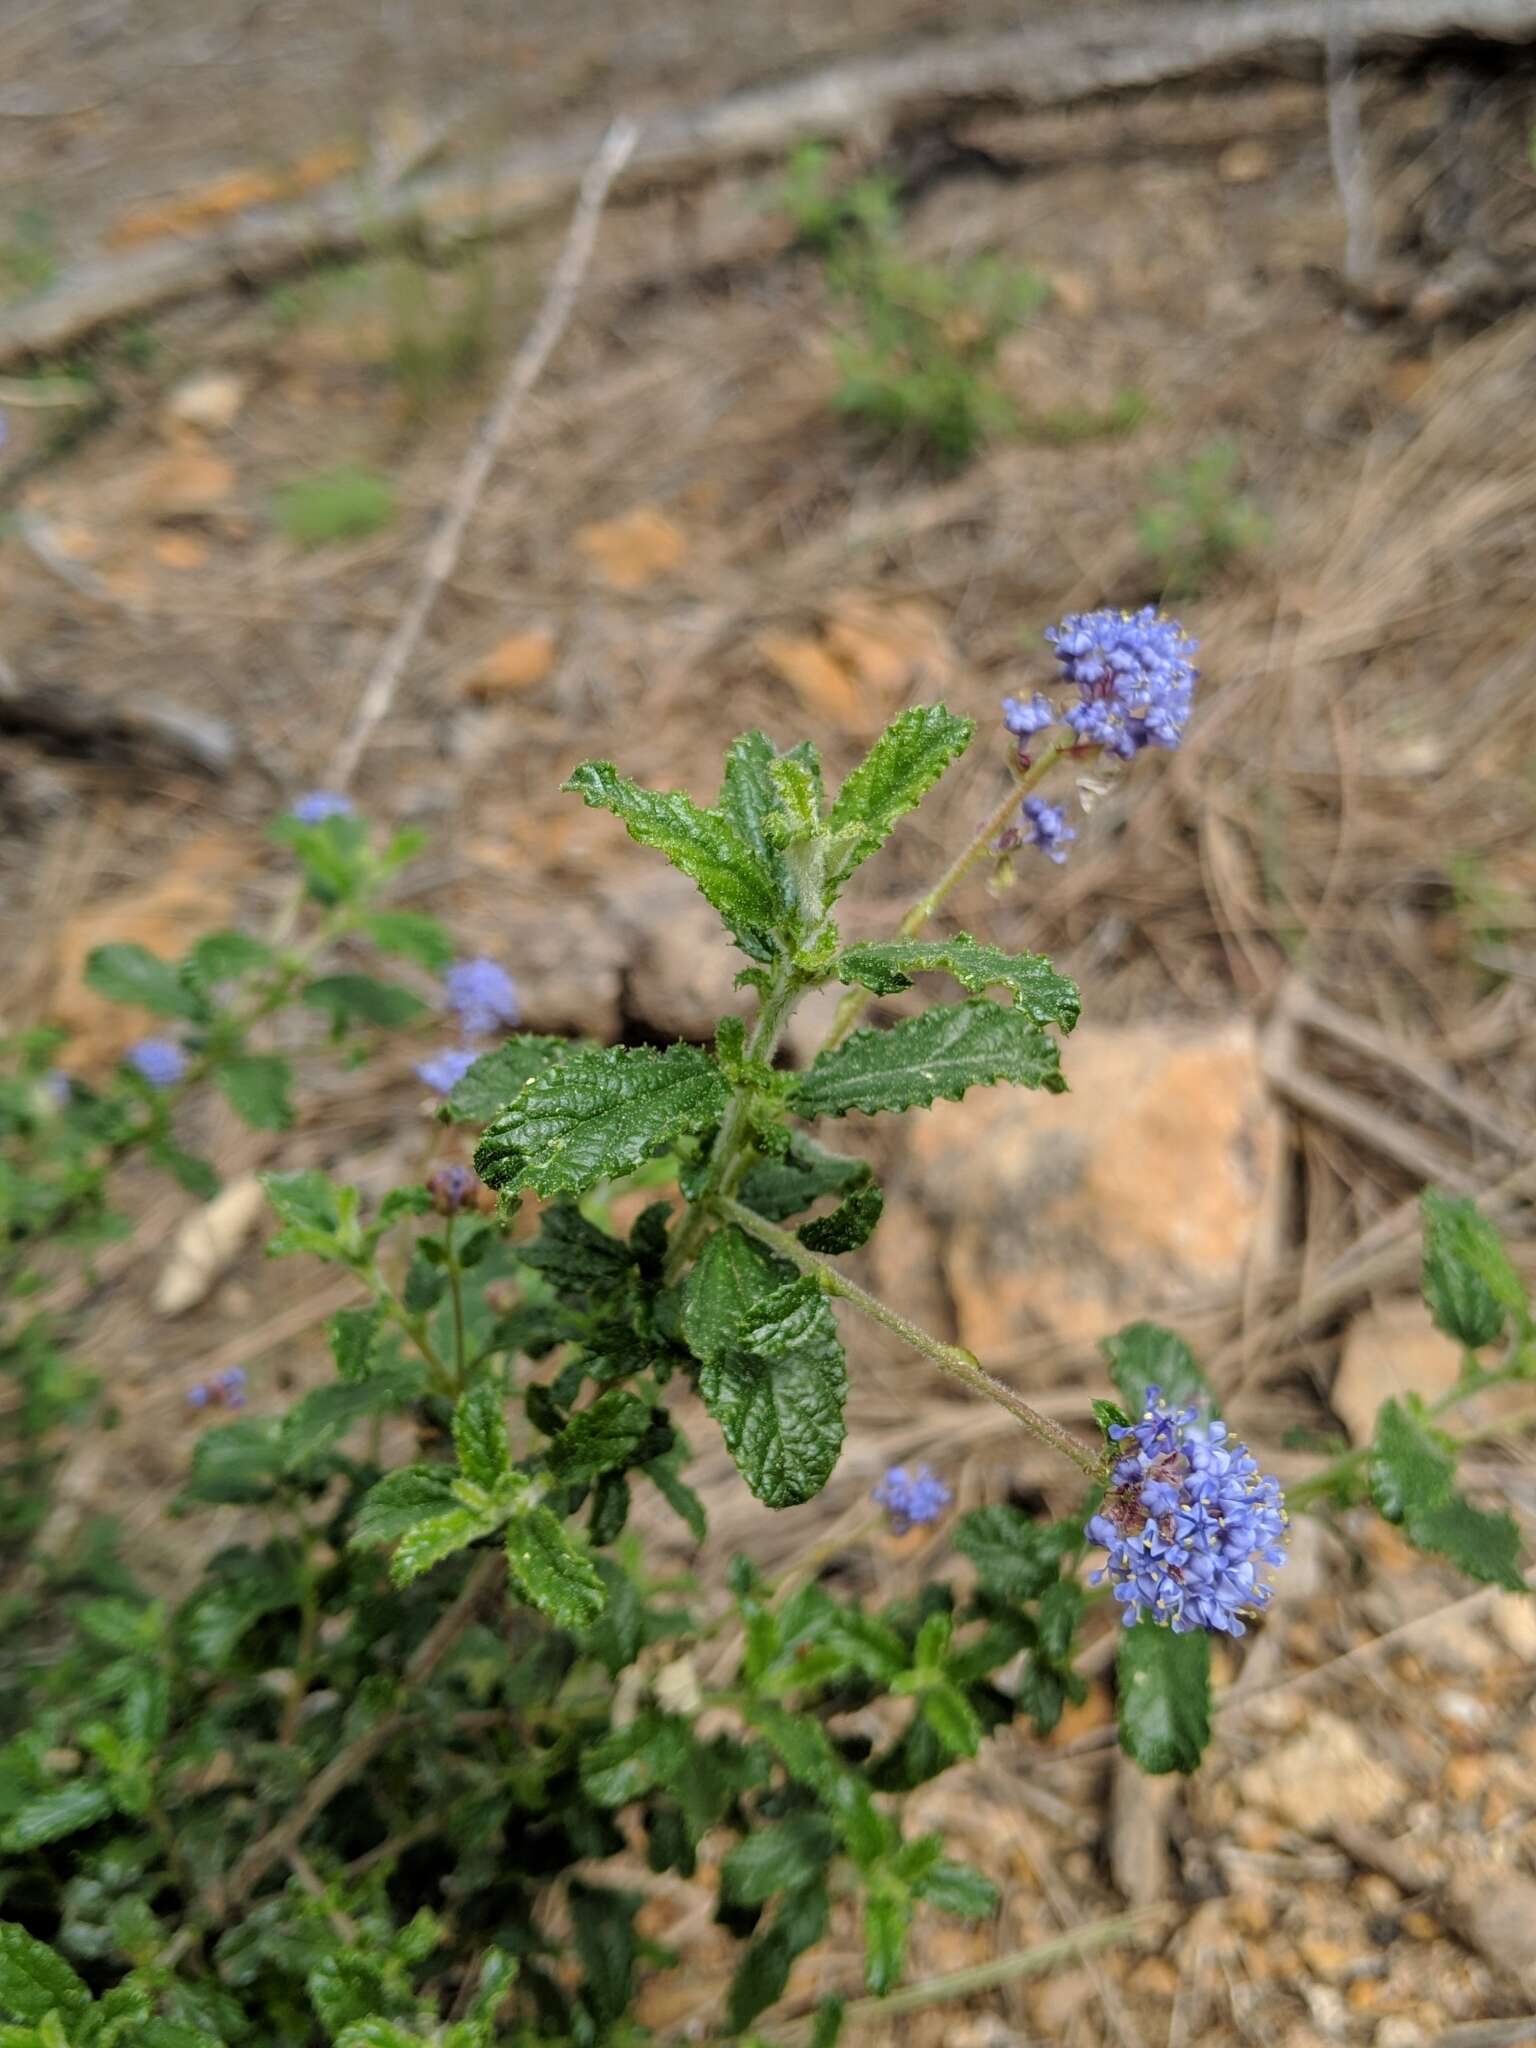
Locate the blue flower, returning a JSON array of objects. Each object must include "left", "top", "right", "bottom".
[
  {"left": 1046, "top": 607, "right": 1198, "bottom": 758},
  {"left": 127, "top": 1038, "right": 185, "bottom": 1088},
  {"left": 445, "top": 957, "right": 520, "bottom": 1037},
  {"left": 188, "top": 1366, "right": 247, "bottom": 1411},
  {"left": 1087, "top": 1386, "right": 1288, "bottom": 1636},
  {"left": 1020, "top": 795, "right": 1075, "bottom": 864},
  {"left": 873, "top": 1463, "right": 953, "bottom": 1534},
  {"left": 416, "top": 1046, "right": 477, "bottom": 1095},
  {"left": 292, "top": 790, "right": 355, "bottom": 823},
  {"left": 1003, "top": 693, "right": 1056, "bottom": 740}
]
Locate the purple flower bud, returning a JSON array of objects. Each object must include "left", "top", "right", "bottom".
[
  {"left": 444, "top": 957, "right": 519, "bottom": 1038},
  {"left": 127, "top": 1038, "right": 186, "bottom": 1088},
  {"left": 427, "top": 1163, "right": 480, "bottom": 1214},
  {"left": 1087, "top": 1385, "right": 1288, "bottom": 1636},
  {"left": 292, "top": 790, "right": 355, "bottom": 823},
  {"left": 1046, "top": 607, "right": 1198, "bottom": 758},
  {"left": 415, "top": 1046, "right": 477, "bottom": 1095},
  {"left": 1002, "top": 693, "right": 1055, "bottom": 739},
  {"left": 873, "top": 1463, "right": 953, "bottom": 1534},
  {"left": 1020, "top": 795, "right": 1075, "bottom": 864}
]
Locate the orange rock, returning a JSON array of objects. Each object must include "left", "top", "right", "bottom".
[
  {"left": 574, "top": 504, "right": 687, "bottom": 590},
  {"left": 458, "top": 629, "right": 557, "bottom": 700},
  {"left": 154, "top": 533, "right": 209, "bottom": 571},
  {"left": 754, "top": 629, "right": 864, "bottom": 734},
  {"left": 136, "top": 448, "right": 236, "bottom": 520}
]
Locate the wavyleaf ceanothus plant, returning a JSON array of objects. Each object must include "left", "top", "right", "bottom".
[{"left": 1, "top": 617, "right": 1529, "bottom": 2047}]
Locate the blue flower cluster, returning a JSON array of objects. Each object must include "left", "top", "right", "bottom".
[
  {"left": 873, "top": 1463, "right": 953, "bottom": 1534},
  {"left": 188, "top": 1365, "right": 246, "bottom": 1411},
  {"left": 1087, "top": 1387, "right": 1287, "bottom": 1636},
  {"left": 1047, "top": 607, "right": 1198, "bottom": 758},
  {"left": 128, "top": 1038, "right": 186, "bottom": 1088},
  {"left": 1020, "top": 795, "right": 1075, "bottom": 865},
  {"left": 416, "top": 958, "right": 521, "bottom": 1097},
  {"left": 291, "top": 790, "right": 355, "bottom": 823},
  {"left": 415, "top": 1046, "right": 478, "bottom": 1095}
]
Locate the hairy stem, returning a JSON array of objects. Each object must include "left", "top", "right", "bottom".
[
  {"left": 716, "top": 1197, "right": 1103, "bottom": 1480},
  {"left": 444, "top": 1212, "right": 467, "bottom": 1398},
  {"left": 822, "top": 737, "right": 1073, "bottom": 1053}
]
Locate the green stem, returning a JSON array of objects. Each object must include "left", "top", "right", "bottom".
[
  {"left": 444, "top": 1213, "right": 467, "bottom": 1397},
  {"left": 716, "top": 1197, "right": 1103, "bottom": 1480},
  {"left": 665, "top": 962, "right": 805, "bottom": 1281},
  {"left": 821, "top": 737, "right": 1075, "bottom": 1053}
]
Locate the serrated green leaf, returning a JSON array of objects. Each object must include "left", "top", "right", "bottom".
[
  {"left": 280, "top": 1379, "right": 408, "bottom": 1471},
  {"left": 1403, "top": 1495, "right": 1525, "bottom": 1589},
  {"left": 149, "top": 1139, "right": 219, "bottom": 1200},
  {"left": 797, "top": 1180, "right": 883, "bottom": 1253},
  {"left": 1117, "top": 1620, "right": 1211, "bottom": 1774},
  {"left": 0, "top": 1925, "right": 91, "bottom": 2023},
  {"left": 811, "top": 1996, "right": 846, "bottom": 2048},
  {"left": 187, "top": 929, "right": 272, "bottom": 983},
  {"left": 453, "top": 1378, "right": 510, "bottom": 1490},
  {"left": 728, "top": 1885, "right": 829, "bottom": 2033},
  {"left": 505, "top": 1507, "right": 606, "bottom": 1628},
  {"left": 390, "top": 1508, "right": 490, "bottom": 1585},
  {"left": 863, "top": 1886, "right": 911, "bottom": 1996},
  {"left": 580, "top": 1714, "right": 693, "bottom": 1806},
  {"left": 357, "top": 909, "right": 454, "bottom": 970},
  {"left": 475, "top": 1043, "right": 728, "bottom": 1197},
  {"left": 697, "top": 1277, "right": 847, "bottom": 1508},
  {"left": 334, "top": 2025, "right": 420, "bottom": 2048},
  {"left": 544, "top": 1390, "right": 654, "bottom": 1484},
  {"left": 1102, "top": 1322, "right": 1213, "bottom": 1418},
  {"left": 301, "top": 974, "right": 427, "bottom": 1028},
  {"left": 1092, "top": 1398, "right": 1133, "bottom": 1435},
  {"left": 444, "top": 1035, "right": 572, "bottom": 1123},
  {"left": 646, "top": 1450, "right": 708, "bottom": 1543},
  {"left": 182, "top": 1554, "right": 301, "bottom": 1664},
  {"left": 824, "top": 704, "right": 974, "bottom": 884},
  {"left": 911, "top": 1859, "right": 998, "bottom": 1918},
  {"left": 739, "top": 1134, "right": 872, "bottom": 1222},
  {"left": 86, "top": 942, "right": 204, "bottom": 1018},
  {"left": 213, "top": 1053, "right": 294, "bottom": 1131},
  {"left": 921, "top": 1681, "right": 982, "bottom": 1757},
  {"left": 2, "top": 1781, "right": 116, "bottom": 1853},
  {"left": 328, "top": 1304, "right": 381, "bottom": 1382},
  {"left": 516, "top": 1202, "right": 632, "bottom": 1294},
  {"left": 682, "top": 1223, "right": 793, "bottom": 1363},
  {"left": 261, "top": 1169, "right": 341, "bottom": 1235},
  {"left": 835, "top": 934, "right": 1080, "bottom": 1032},
  {"left": 718, "top": 729, "right": 786, "bottom": 870},
  {"left": 721, "top": 1815, "right": 839, "bottom": 1905},
  {"left": 180, "top": 1418, "right": 284, "bottom": 1505},
  {"left": 1421, "top": 1189, "right": 1515, "bottom": 1348},
  {"left": 350, "top": 1465, "right": 458, "bottom": 1547},
  {"left": 121, "top": 1663, "right": 169, "bottom": 1751},
  {"left": 1369, "top": 1399, "right": 1455, "bottom": 1523},
  {"left": 789, "top": 1000, "right": 1064, "bottom": 1119},
  {"left": 569, "top": 1883, "right": 638, "bottom": 2030},
  {"left": 564, "top": 759, "right": 782, "bottom": 959},
  {"left": 954, "top": 1505, "right": 1074, "bottom": 1600}
]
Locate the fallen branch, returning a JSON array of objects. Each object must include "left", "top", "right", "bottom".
[{"left": 6, "top": 0, "right": 1536, "bottom": 363}]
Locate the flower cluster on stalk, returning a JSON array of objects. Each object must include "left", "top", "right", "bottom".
[
  {"left": 873, "top": 1464, "right": 953, "bottom": 1534},
  {"left": 416, "top": 957, "right": 521, "bottom": 1097},
  {"left": 1087, "top": 1386, "right": 1287, "bottom": 1636},
  {"left": 127, "top": 1039, "right": 186, "bottom": 1088}
]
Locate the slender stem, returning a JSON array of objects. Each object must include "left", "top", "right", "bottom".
[
  {"left": 821, "top": 738, "right": 1074, "bottom": 1053},
  {"left": 716, "top": 1197, "right": 1103, "bottom": 1480},
  {"left": 444, "top": 1213, "right": 467, "bottom": 1397}
]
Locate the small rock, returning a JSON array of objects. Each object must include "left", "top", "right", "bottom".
[
  {"left": 1444, "top": 1866, "right": 1536, "bottom": 1995},
  {"left": 573, "top": 503, "right": 687, "bottom": 591},
  {"left": 135, "top": 446, "right": 236, "bottom": 520},
  {"left": 155, "top": 1174, "right": 268, "bottom": 1316},
  {"left": 1490, "top": 1588, "right": 1536, "bottom": 1661},
  {"left": 1373, "top": 2022, "right": 1426, "bottom": 2048},
  {"left": 457, "top": 628, "right": 557, "bottom": 701},
  {"left": 1219, "top": 139, "right": 1276, "bottom": 183},
  {"left": 162, "top": 371, "right": 247, "bottom": 436},
  {"left": 1333, "top": 1296, "right": 1530, "bottom": 1445},
  {"left": 1238, "top": 1713, "right": 1408, "bottom": 1835}
]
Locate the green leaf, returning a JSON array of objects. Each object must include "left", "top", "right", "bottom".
[
  {"left": 564, "top": 759, "right": 782, "bottom": 959},
  {"left": 213, "top": 1053, "right": 294, "bottom": 1131},
  {"left": 0, "top": 1925, "right": 90, "bottom": 2023},
  {"left": 301, "top": 974, "right": 427, "bottom": 1028},
  {"left": 1369, "top": 1399, "right": 1455, "bottom": 1524},
  {"left": 1402, "top": 1495, "right": 1525, "bottom": 1589},
  {"left": 180, "top": 1418, "right": 284, "bottom": 1505},
  {"left": 85, "top": 943, "right": 203, "bottom": 1018},
  {"left": 954, "top": 1505, "right": 1073, "bottom": 1601},
  {"left": 739, "top": 1134, "right": 872, "bottom": 1223},
  {"left": 682, "top": 1223, "right": 792, "bottom": 1363},
  {"left": 646, "top": 1450, "right": 708, "bottom": 1544},
  {"left": 1102, "top": 1322, "right": 1213, "bottom": 1418},
  {"left": 1093, "top": 1398, "right": 1133, "bottom": 1435},
  {"left": 863, "top": 1886, "right": 911, "bottom": 1996},
  {"left": 581, "top": 1714, "right": 693, "bottom": 1806},
  {"left": 1421, "top": 1189, "right": 1515, "bottom": 1348},
  {"left": 921, "top": 1681, "right": 982, "bottom": 1757},
  {"left": 544, "top": 1390, "right": 654, "bottom": 1484},
  {"left": 798, "top": 1180, "right": 883, "bottom": 1253},
  {"left": 1117, "top": 1620, "right": 1211, "bottom": 1775},
  {"left": 444, "top": 1035, "right": 572, "bottom": 1124},
  {"left": 517, "top": 1202, "right": 632, "bottom": 1294},
  {"left": 280, "top": 1379, "right": 408, "bottom": 1472},
  {"left": 182, "top": 1554, "right": 302, "bottom": 1664},
  {"left": 811, "top": 1997, "right": 846, "bottom": 2048},
  {"left": 474, "top": 1043, "right": 729, "bottom": 1198},
  {"left": 824, "top": 704, "right": 974, "bottom": 884},
  {"left": 835, "top": 934, "right": 1080, "bottom": 1032},
  {"left": 729, "top": 1885, "right": 829, "bottom": 2033},
  {"left": 911, "top": 1859, "right": 998, "bottom": 1918},
  {"left": 261, "top": 1169, "right": 341, "bottom": 1235},
  {"left": 569, "top": 1883, "right": 638, "bottom": 2030},
  {"left": 718, "top": 729, "right": 788, "bottom": 870},
  {"left": 789, "top": 1000, "right": 1064, "bottom": 1119},
  {"left": 390, "top": 1508, "right": 491, "bottom": 1585},
  {"left": 697, "top": 1277, "right": 847, "bottom": 1507},
  {"left": 453, "top": 1378, "right": 511, "bottom": 1490},
  {"left": 149, "top": 1139, "right": 219, "bottom": 1200},
  {"left": 505, "top": 1507, "right": 606, "bottom": 1628},
  {"left": 351, "top": 1465, "right": 459, "bottom": 1547},
  {"left": 187, "top": 930, "right": 271, "bottom": 983},
  {"left": 328, "top": 1305, "right": 381, "bottom": 1382},
  {"left": 2, "top": 1781, "right": 116, "bottom": 1852},
  {"left": 357, "top": 909, "right": 454, "bottom": 970},
  {"left": 721, "top": 1815, "right": 839, "bottom": 1905},
  {"left": 334, "top": 2025, "right": 420, "bottom": 2048}
]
